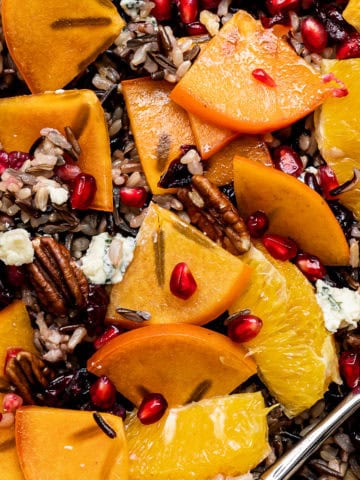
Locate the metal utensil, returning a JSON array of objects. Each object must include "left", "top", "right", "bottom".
[{"left": 261, "top": 390, "right": 360, "bottom": 480}]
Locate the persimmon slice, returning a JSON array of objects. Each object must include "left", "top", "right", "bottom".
[
  {"left": 2, "top": 0, "right": 124, "bottom": 93},
  {"left": 170, "top": 10, "right": 333, "bottom": 133},
  {"left": 233, "top": 156, "right": 350, "bottom": 266},
  {"left": 106, "top": 203, "right": 251, "bottom": 328},
  {"left": 87, "top": 323, "right": 256, "bottom": 407},
  {"left": 0, "top": 90, "right": 112, "bottom": 211}
]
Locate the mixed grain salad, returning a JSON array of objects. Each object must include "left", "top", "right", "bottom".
[{"left": 0, "top": 0, "right": 359, "bottom": 478}]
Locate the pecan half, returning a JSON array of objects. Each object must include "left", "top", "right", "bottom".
[
  {"left": 177, "top": 175, "right": 250, "bottom": 255},
  {"left": 5, "top": 351, "right": 53, "bottom": 405},
  {"left": 27, "top": 236, "right": 89, "bottom": 315}
]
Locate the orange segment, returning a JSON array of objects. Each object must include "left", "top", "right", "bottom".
[
  {"left": 106, "top": 203, "right": 251, "bottom": 328},
  {"left": 2, "top": 0, "right": 124, "bottom": 93},
  {"left": 0, "top": 394, "right": 24, "bottom": 480},
  {"left": 88, "top": 323, "right": 256, "bottom": 407},
  {"left": 170, "top": 10, "right": 333, "bottom": 133},
  {"left": 125, "top": 392, "right": 270, "bottom": 480},
  {"left": 0, "top": 90, "right": 113, "bottom": 211},
  {"left": 205, "top": 135, "right": 272, "bottom": 186},
  {"left": 122, "top": 78, "right": 196, "bottom": 195},
  {"left": 233, "top": 155, "right": 349, "bottom": 266}
]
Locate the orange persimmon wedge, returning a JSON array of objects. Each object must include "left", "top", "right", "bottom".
[
  {"left": 0, "top": 90, "right": 112, "bottom": 211},
  {"left": 233, "top": 156, "right": 350, "bottom": 266},
  {"left": 205, "top": 135, "right": 272, "bottom": 186},
  {"left": 122, "top": 78, "right": 196, "bottom": 195},
  {"left": 106, "top": 203, "right": 251, "bottom": 328},
  {"left": 2, "top": 0, "right": 124, "bottom": 93},
  {"left": 87, "top": 323, "right": 256, "bottom": 407},
  {"left": 170, "top": 10, "right": 333, "bottom": 133}
]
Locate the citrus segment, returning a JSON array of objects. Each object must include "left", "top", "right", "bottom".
[
  {"left": 170, "top": 10, "right": 333, "bottom": 133},
  {"left": 233, "top": 155, "right": 349, "bottom": 266},
  {"left": 106, "top": 203, "right": 251, "bottom": 328},
  {"left": 87, "top": 323, "right": 256, "bottom": 407},
  {"left": 0, "top": 394, "right": 24, "bottom": 480},
  {"left": 315, "top": 58, "right": 360, "bottom": 219},
  {"left": 125, "top": 392, "right": 270, "bottom": 480},
  {"left": 230, "top": 243, "right": 340, "bottom": 416}
]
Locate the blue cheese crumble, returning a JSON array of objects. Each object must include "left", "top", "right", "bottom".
[
  {"left": 315, "top": 279, "right": 360, "bottom": 333},
  {"left": 81, "top": 232, "right": 136, "bottom": 285}
]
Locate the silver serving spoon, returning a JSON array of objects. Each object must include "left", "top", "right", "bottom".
[{"left": 261, "top": 390, "right": 360, "bottom": 480}]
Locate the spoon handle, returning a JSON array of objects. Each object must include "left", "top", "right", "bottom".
[{"left": 261, "top": 390, "right": 360, "bottom": 480}]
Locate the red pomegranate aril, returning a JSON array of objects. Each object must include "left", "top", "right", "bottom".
[
  {"left": 70, "top": 173, "right": 97, "bottom": 210},
  {"left": 170, "top": 262, "right": 197, "bottom": 300},
  {"left": 301, "top": 17, "right": 328, "bottom": 53},
  {"left": 262, "top": 234, "right": 298, "bottom": 261},
  {"left": 186, "top": 21, "right": 208, "bottom": 35},
  {"left": 2, "top": 393, "right": 23, "bottom": 413},
  {"left": 246, "top": 211, "right": 269, "bottom": 238},
  {"left": 90, "top": 376, "right": 116, "bottom": 409},
  {"left": 137, "top": 393, "right": 168, "bottom": 425},
  {"left": 4, "top": 347, "right": 23, "bottom": 375},
  {"left": 295, "top": 252, "right": 326, "bottom": 282},
  {"left": 119, "top": 187, "right": 147, "bottom": 208},
  {"left": 179, "top": 0, "right": 198, "bottom": 24},
  {"left": 337, "top": 33, "right": 360, "bottom": 60},
  {"left": 0, "top": 150, "right": 9, "bottom": 175},
  {"left": 94, "top": 325, "right": 121, "bottom": 350},
  {"left": 251, "top": 69, "right": 276, "bottom": 87},
  {"left": 266, "top": 0, "right": 299, "bottom": 15},
  {"left": 339, "top": 351, "right": 360, "bottom": 389},
  {"left": 8, "top": 151, "right": 31, "bottom": 170},
  {"left": 151, "top": 0, "right": 172, "bottom": 21},
  {"left": 318, "top": 165, "right": 340, "bottom": 200},
  {"left": 227, "top": 313, "right": 263, "bottom": 343},
  {"left": 272, "top": 145, "right": 303, "bottom": 177},
  {"left": 56, "top": 163, "right": 82, "bottom": 183}
]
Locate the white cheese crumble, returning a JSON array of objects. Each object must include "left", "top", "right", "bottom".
[
  {"left": 0, "top": 228, "right": 34, "bottom": 265},
  {"left": 315, "top": 279, "right": 360, "bottom": 333},
  {"left": 80, "top": 232, "right": 136, "bottom": 285}
]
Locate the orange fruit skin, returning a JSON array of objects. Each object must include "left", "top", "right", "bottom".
[
  {"left": 87, "top": 323, "right": 256, "bottom": 407},
  {"left": 170, "top": 10, "right": 332, "bottom": 134},
  {"left": 233, "top": 156, "right": 349, "bottom": 266},
  {"left": 0, "top": 393, "right": 24, "bottom": 480}
]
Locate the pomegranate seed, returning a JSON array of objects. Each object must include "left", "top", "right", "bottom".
[
  {"left": 294, "top": 252, "right": 326, "bottom": 282},
  {"left": 227, "top": 313, "right": 263, "bottom": 343},
  {"left": 0, "top": 150, "right": 9, "bottom": 175},
  {"left": 5, "top": 265, "right": 25, "bottom": 288},
  {"left": 272, "top": 145, "right": 303, "bottom": 177},
  {"left": 137, "top": 393, "right": 168, "bottom": 425},
  {"left": 179, "top": 0, "right": 198, "bottom": 24},
  {"left": 119, "top": 187, "right": 147, "bottom": 208},
  {"left": 3, "top": 393, "right": 23, "bottom": 412},
  {"left": 199, "top": 0, "right": 220, "bottom": 10},
  {"left": 262, "top": 233, "right": 298, "bottom": 261},
  {"left": 246, "top": 211, "right": 269, "bottom": 238},
  {"left": 170, "top": 262, "right": 197, "bottom": 300},
  {"left": 94, "top": 325, "right": 121, "bottom": 350},
  {"left": 8, "top": 151, "right": 31, "bottom": 170},
  {"left": 90, "top": 376, "right": 116, "bottom": 409},
  {"left": 337, "top": 33, "right": 360, "bottom": 60},
  {"left": 186, "top": 21, "right": 208, "bottom": 35},
  {"left": 318, "top": 165, "right": 340, "bottom": 200},
  {"left": 70, "top": 173, "right": 97, "bottom": 210},
  {"left": 56, "top": 163, "right": 82, "bottom": 183},
  {"left": 301, "top": 17, "right": 328, "bottom": 53},
  {"left": 4, "top": 347, "right": 23, "bottom": 375},
  {"left": 266, "top": 0, "right": 299, "bottom": 15},
  {"left": 151, "top": 0, "right": 172, "bottom": 21},
  {"left": 339, "top": 351, "right": 360, "bottom": 389},
  {"left": 252, "top": 69, "right": 276, "bottom": 87}
]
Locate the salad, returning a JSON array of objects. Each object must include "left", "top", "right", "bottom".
[{"left": 0, "top": 0, "right": 359, "bottom": 478}]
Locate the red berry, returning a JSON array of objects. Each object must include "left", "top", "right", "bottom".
[
  {"left": 262, "top": 234, "right": 298, "bottom": 261},
  {"left": 2, "top": 393, "right": 23, "bottom": 412},
  {"left": 151, "top": 0, "right": 172, "bottom": 21},
  {"left": 252, "top": 68, "right": 276, "bottom": 87},
  {"left": 94, "top": 325, "right": 121, "bottom": 350},
  {"left": 266, "top": 0, "right": 299, "bottom": 15},
  {"left": 246, "top": 211, "right": 269, "bottom": 238},
  {"left": 119, "top": 187, "right": 147, "bottom": 208},
  {"left": 56, "top": 163, "right": 82, "bottom": 183},
  {"left": 272, "top": 145, "right": 303, "bottom": 177},
  {"left": 318, "top": 165, "right": 340, "bottom": 200},
  {"left": 186, "top": 21, "right": 208, "bottom": 35},
  {"left": 227, "top": 313, "right": 263, "bottom": 343},
  {"left": 8, "top": 151, "right": 31, "bottom": 169},
  {"left": 199, "top": 0, "right": 220, "bottom": 9},
  {"left": 137, "top": 393, "right": 168, "bottom": 425},
  {"left": 301, "top": 17, "right": 328, "bottom": 53},
  {"left": 294, "top": 252, "right": 326, "bottom": 282},
  {"left": 0, "top": 150, "right": 9, "bottom": 174},
  {"left": 90, "top": 376, "right": 116, "bottom": 409},
  {"left": 337, "top": 33, "right": 360, "bottom": 60},
  {"left": 339, "top": 351, "right": 360, "bottom": 389},
  {"left": 179, "top": 0, "right": 198, "bottom": 24},
  {"left": 169, "top": 262, "right": 197, "bottom": 300},
  {"left": 5, "top": 265, "right": 25, "bottom": 288},
  {"left": 70, "top": 173, "right": 97, "bottom": 210}
]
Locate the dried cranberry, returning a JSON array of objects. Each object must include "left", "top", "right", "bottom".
[
  {"left": 0, "top": 150, "right": 9, "bottom": 175},
  {"left": 94, "top": 325, "right": 121, "bottom": 350},
  {"left": 170, "top": 262, "right": 197, "bottom": 300},
  {"left": 43, "top": 373, "right": 74, "bottom": 407},
  {"left": 227, "top": 313, "right": 263, "bottom": 343},
  {"left": 8, "top": 151, "right": 31, "bottom": 170},
  {"left": 294, "top": 252, "right": 326, "bottom": 282},
  {"left": 316, "top": 5, "right": 349, "bottom": 43},
  {"left": 266, "top": 0, "right": 299, "bottom": 15},
  {"left": 5, "top": 265, "right": 25, "bottom": 288},
  {"left": 301, "top": 17, "right": 328, "bottom": 53},
  {"left": 186, "top": 21, "right": 208, "bottom": 35},
  {"left": 151, "top": 0, "right": 172, "bottom": 21},
  {"left": 246, "top": 211, "right": 269, "bottom": 238},
  {"left": 251, "top": 69, "right": 276, "bottom": 87},
  {"left": 262, "top": 234, "right": 298, "bottom": 261},
  {"left": 85, "top": 284, "right": 109, "bottom": 336},
  {"left": 119, "top": 187, "right": 147, "bottom": 208},
  {"left": 70, "top": 173, "right": 97, "bottom": 210},
  {"left": 90, "top": 376, "right": 117, "bottom": 409},
  {"left": 137, "top": 393, "right": 168, "bottom": 425},
  {"left": 339, "top": 351, "right": 360, "bottom": 389},
  {"left": 158, "top": 158, "right": 192, "bottom": 189},
  {"left": 64, "top": 368, "right": 94, "bottom": 407},
  {"left": 56, "top": 163, "right": 82, "bottom": 183},
  {"left": 178, "top": 0, "right": 198, "bottom": 24},
  {"left": 318, "top": 165, "right": 340, "bottom": 200},
  {"left": 329, "top": 202, "right": 354, "bottom": 232},
  {"left": 337, "top": 33, "right": 360, "bottom": 59},
  {"left": 272, "top": 145, "right": 303, "bottom": 177},
  {"left": 199, "top": 0, "right": 220, "bottom": 10}
]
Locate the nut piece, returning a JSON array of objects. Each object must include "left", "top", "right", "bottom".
[
  {"left": 5, "top": 351, "right": 53, "bottom": 405},
  {"left": 27, "top": 236, "right": 89, "bottom": 315},
  {"left": 177, "top": 175, "right": 251, "bottom": 255}
]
